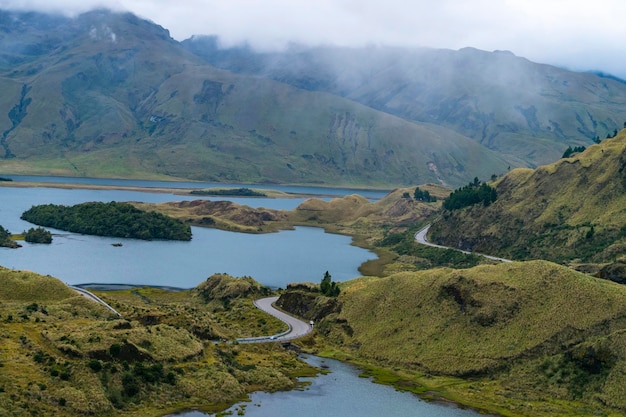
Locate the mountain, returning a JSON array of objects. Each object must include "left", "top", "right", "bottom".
[
  {"left": 428, "top": 131, "right": 626, "bottom": 267},
  {"left": 183, "top": 39, "right": 626, "bottom": 168},
  {"left": 0, "top": 9, "right": 509, "bottom": 188}
]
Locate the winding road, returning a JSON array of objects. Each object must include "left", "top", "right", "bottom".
[
  {"left": 72, "top": 225, "right": 507, "bottom": 342},
  {"left": 237, "top": 296, "right": 313, "bottom": 343},
  {"left": 415, "top": 224, "right": 512, "bottom": 263},
  {"left": 70, "top": 285, "right": 123, "bottom": 317}
]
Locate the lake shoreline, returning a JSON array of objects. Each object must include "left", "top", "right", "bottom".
[{"left": 0, "top": 176, "right": 391, "bottom": 200}]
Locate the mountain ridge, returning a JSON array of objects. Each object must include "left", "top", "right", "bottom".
[
  {"left": 0, "top": 8, "right": 510, "bottom": 187},
  {"left": 184, "top": 38, "right": 626, "bottom": 168}
]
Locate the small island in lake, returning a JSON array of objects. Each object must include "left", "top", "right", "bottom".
[
  {"left": 21, "top": 201, "right": 192, "bottom": 241},
  {"left": 24, "top": 226, "right": 53, "bottom": 244},
  {"left": 189, "top": 187, "right": 267, "bottom": 197}
]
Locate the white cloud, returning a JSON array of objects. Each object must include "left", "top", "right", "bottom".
[{"left": 2, "top": 0, "right": 626, "bottom": 77}]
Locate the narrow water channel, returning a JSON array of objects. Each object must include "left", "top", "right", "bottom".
[{"left": 170, "top": 355, "right": 486, "bottom": 417}]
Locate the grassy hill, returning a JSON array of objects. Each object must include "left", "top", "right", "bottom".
[
  {"left": 0, "top": 267, "right": 313, "bottom": 416},
  {"left": 428, "top": 131, "right": 626, "bottom": 268},
  {"left": 292, "top": 260, "right": 626, "bottom": 416},
  {"left": 0, "top": 9, "right": 509, "bottom": 188},
  {"left": 184, "top": 41, "right": 626, "bottom": 169}
]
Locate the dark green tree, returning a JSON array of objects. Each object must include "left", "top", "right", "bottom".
[
  {"left": 320, "top": 271, "right": 340, "bottom": 297},
  {"left": 443, "top": 180, "right": 497, "bottom": 211},
  {"left": 414, "top": 187, "right": 435, "bottom": 202}
]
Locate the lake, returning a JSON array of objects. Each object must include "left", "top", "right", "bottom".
[
  {"left": 170, "top": 355, "right": 486, "bottom": 417},
  {"left": 0, "top": 183, "right": 377, "bottom": 288}
]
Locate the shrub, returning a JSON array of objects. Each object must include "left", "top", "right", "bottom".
[
  {"left": 109, "top": 343, "right": 122, "bottom": 357},
  {"left": 88, "top": 359, "right": 103, "bottom": 372}
]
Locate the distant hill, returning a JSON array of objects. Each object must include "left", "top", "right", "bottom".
[
  {"left": 0, "top": 9, "right": 509, "bottom": 188},
  {"left": 183, "top": 39, "right": 626, "bottom": 168},
  {"left": 428, "top": 131, "right": 626, "bottom": 267}
]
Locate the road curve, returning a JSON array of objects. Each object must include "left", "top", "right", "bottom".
[
  {"left": 236, "top": 296, "right": 313, "bottom": 343},
  {"left": 415, "top": 224, "right": 512, "bottom": 263},
  {"left": 70, "top": 285, "right": 122, "bottom": 317}
]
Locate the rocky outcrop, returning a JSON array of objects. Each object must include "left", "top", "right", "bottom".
[{"left": 276, "top": 285, "right": 341, "bottom": 321}]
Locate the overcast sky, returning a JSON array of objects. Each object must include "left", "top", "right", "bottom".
[{"left": 3, "top": 0, "right": 626, "bottom": 77}]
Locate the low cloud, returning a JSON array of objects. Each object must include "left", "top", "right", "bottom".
[{"left": 2, "top": 0, "right": 626, "bottom": 77}]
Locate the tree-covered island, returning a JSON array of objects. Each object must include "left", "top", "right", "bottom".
[
  {"left": 0, "top": 225, "right": 20, "bottom": 248},
  {"left": 20, "top": 202, "right": 191, "bottom": 241}
]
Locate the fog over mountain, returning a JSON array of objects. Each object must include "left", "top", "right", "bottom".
[
  {"left": 183, "top": 38, "right": 626, "bottom": 167},
  {"left": 2, "top": 0, "right": 626, "bottom": 79}
]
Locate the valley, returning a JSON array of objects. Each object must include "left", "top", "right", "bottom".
[{"left": 3, "top": 6, "right": 626, "bottom": 417}]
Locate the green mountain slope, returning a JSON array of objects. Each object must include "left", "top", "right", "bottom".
[
  {"left": 0, "top": 9, "right": 509, "bottom": 187},
  {"left": 428, "top": 131, "right": 626, "bottom": 265},
  {"left": 184, "top": 40, "right": 626, "bottom": 168},
  {"left": 313, "top": 260, "right": 626, "bottom": 415}
]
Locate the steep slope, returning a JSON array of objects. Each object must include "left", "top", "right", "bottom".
[
  {"left": 184, "top": 39, "right": 626, "bottom": 167},
  {"left": 312, "top": 261, "right": 626, "bottom": 415},
  {"left": 428, "top": 131, "right": 626, "bottom": 265},
  {"left": 0, "top": 9, "right": 509, "bottom": 187}
]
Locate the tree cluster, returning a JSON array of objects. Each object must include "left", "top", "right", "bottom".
[
  {"left": 443, "top": 178, "right": 497, "bottom": 211},
  {"left": 20, "top": 201, "right": 192, "bottom": 241},
  {"left": 24, "top": 226, "right": 52, "bottom": 244},
  {"left": 320, "top": 271, "right": 340, "bottom": 297},
  {"left": 413, "top": 187, "right": 436, "bottom": 202},
  {"left": 562, "top": 145, "right": 586, "bottom": 158}
]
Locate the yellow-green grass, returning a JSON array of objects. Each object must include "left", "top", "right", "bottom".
[
  {"left": 309, "top": 260, "right": 626, "bottom": 416},
  {"left": 430, "top": 132, "right": 626, "bottom": 265},
  {"left": 0, "top": 268, "right": 315, "bottom": 416}
]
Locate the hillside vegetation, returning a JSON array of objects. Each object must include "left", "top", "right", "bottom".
[
  {"left": 0, "top": 268, "right": 313, "bottom": 416},
  {"left": 429, "top": 132, "right": 626, "bottom": 269},
  {"left": 288, "top": 261, "right": 626, "bottom": 416}
]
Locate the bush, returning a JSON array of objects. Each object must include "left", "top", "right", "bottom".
[
  {"left": 122, "top": 372, "right": 140, "bottom": 397},
  {"left": 88, "top": 359, "right": 103, "bottom": 372},
  {"left": 109, "top": 343, "right": 122, "bottom": 357}
]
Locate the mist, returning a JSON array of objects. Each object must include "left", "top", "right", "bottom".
[{"left": 1, "top": 0, "right": 626, "bottom": 78}]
